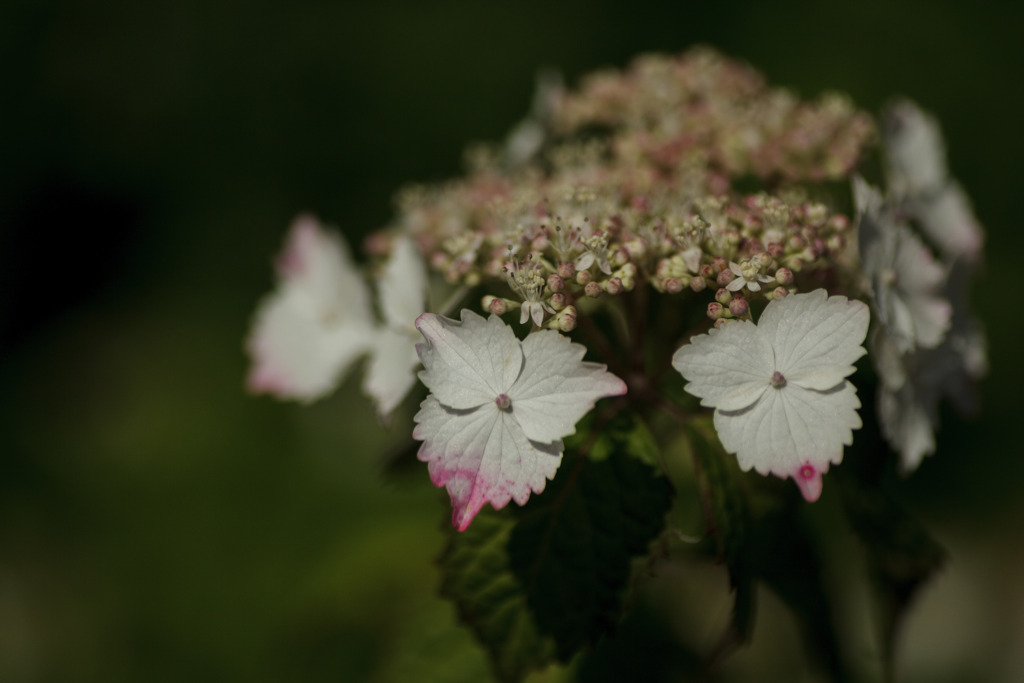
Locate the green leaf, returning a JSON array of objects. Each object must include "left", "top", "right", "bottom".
[
  {"left": 683, "top": 419, "right": 756, "bottom": 659},
  {"left": 438, "top": 414, "right": 672, "bottom": 681},
  {"left": 841, "top": 485, "right": 945, "bottom": 681}
]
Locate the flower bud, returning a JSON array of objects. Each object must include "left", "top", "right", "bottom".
[
  {"left": 557, "top": 261, "right": 576, "bottom": 279},
  {"left": 664, "top": 277, "right": 683, "bottom": 294},
  {"left": 772, "top": 286, "right": 790, "bottom": 299},
  {"left": 558, "top": 306, "right": 577, "bottom": 332},
  {"left": 605, "top": 277, "right": 623, "bottom": 295},
  {"left": 547, "top": 273, "right": 564, "bottom": 292},
  {"left": 576, "top": 269, "right": 592, "bottom": 285},
  {"left": 774, "top": 267, "right": 794, "bottom": 285},
  {"left": 549, "top": 293, "right": 566, "bottom": 311},
  {"left": 689, "top": 276, "right": 707, "bottom": 292},
  {"left": 485, "top": 296, "right": 507, "bottom": 315},
  {"left": 699, "top": 264, "right": 715, "bottom": 279},
  {"left": 716, "top": 269, "right": 735, "bottom": 287},
  {"left": 715, "top": 288, "right": 732, "bottom": 304},
  {"left": 585, "top": 282, "right": 602, "bottom": 298},
  {"left": 728, "top": 297, "right": 749, "bottom": 317},
  {"left": 707, "top": 302, "right": 724, "bottom": 320},
  {"left": 711, "top": 256, "right": 728, "bottom": 273},
  {"left": 767, "top": 242, "right": 785, "bottom": 258}
]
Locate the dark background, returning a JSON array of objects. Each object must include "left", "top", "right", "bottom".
[{"left": 1, "top": 1, "right": 1020, "bottom": 681}]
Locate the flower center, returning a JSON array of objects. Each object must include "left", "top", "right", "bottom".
[
  {"left": 494, "top": 393, "right": 512, "bottom": 411},
  {"left": 770, "top": 371, "right": 786, "bottom": 388}
]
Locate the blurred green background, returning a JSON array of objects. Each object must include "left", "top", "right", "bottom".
[{"left": 1, "top": 1, "right": 1020, "bottom": 681}]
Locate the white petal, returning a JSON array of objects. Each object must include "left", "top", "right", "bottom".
[
  {"left": 246, "top": 285, "right": 374, "bottom": 401},
  {"left": 891, "top": 224, "right": 951, "bottom": 348},
  {"left": 757, "top": 289, "right": 869, "bottom": 390},
  {"left": 910, "top": 182, "right": 983, "bottom": 265},
  {"left": 509, "top": 330, "right": 627, "bottom": 443},
  {"left": 413, "top": 396, "right": 562, "bottom": 531},
  {"left": 714, "top": 381, "right": 860, "bottom": 480},
  {"left": 378, "top": 236, "right": 427, "bottom": 329},
  {"left": 878, "top": 383, "right": 936, "bottom": 474},
  {"left": 672, "top": 320, "right": 772, "bottom": 412},
  {"left": 277, "top": 215, "right": 374, "bottom": 328},
  {"left": 415, "top": 310, "right": 523, "bottom": 409},
  {"left": 363, "top": 327, "right": 420, "bottom": 418},
  {"left": 883, "top": 98, "right": 947, "bottom": 197}
]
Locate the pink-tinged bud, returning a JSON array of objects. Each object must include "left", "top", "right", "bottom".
[
  {"left": 487, "top": 297, "right": 507, "bottom": 315},
  {"left": 767, "top": 242, "right": 784, "bottom": 258},
  {"left": 753, "top": 251, "right": 772, "bottom": 268},
  {"left": 689, "top": 276, "right": 707, "bottom": 292},
  {"left": 605, "top": 277, "right": 623, "bottom": 295},
  {"left": 830, "top": 214, "right": 850, "bottom": 231},
  {"left": 699, "top": 264, "right": 715, "bottom": 279},
  {"left": 711, "top": 257, "right": 728, "bottom": 273},
  {"left": 715, "top": 288, "right": 732, "bottom": 304},
  {"left": 558, "top": 306, "right": 578, "bottom": 332},
  {"left": 664, "top": 277, "right": 683, "bottom": 294},
  {"left": 612, "top": 248, "right": 629, "bottom": 267},
  {"left": 585, "top": 282, "right": 602, "bottom": 298},
  {"left": 557, "top": 261, "right": 576, "bottom": 279},
  {"left": 547, "top": 273, "right": 564, "bottom": 292},
  {"left": 772, "top": 286, "right": 790, "bottom": 299},
  {"left": 532, "top": 235, "right": 549, "bottom": 251},
  {"left": 788, "top": 235, "right": 806, "bottom": 250},
  {"left": 576, "top": 269, "right": 592, "bottom": 285},
  {"left": 716, "top": 269, "right": 735, "bottom": 287},
  {"left": 707, "top": 302, "right": 724, "bottom": 320},
  {"left": 793, "top": 462, "right": 823, "bottom": 502},
  {"left": 787, "top": 257, "right": 804, "bottom": 272},
  {"left": 713, "top": 318, "right": 729, "bottom": 329},
  {"left": 549, "top": 293, "right": 566, "bottom": 311},
  {"left": 774, "top": 267, "right": 794, "bottom": 285},
  {"left": 728, "top": 297, "right": 749, "bottom": 317},
  {"left": 494, "top": 393, "right": 512, "bottom": 411}
]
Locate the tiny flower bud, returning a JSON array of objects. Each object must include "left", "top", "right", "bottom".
[
  {"left": 547, "top": 273, "right": 564, "bottom": 292},
  {"left": 585, "top": 282, "right": 602, "bottom": 298},
  {"left": 605, "top": 277, "right": 623, "bottom": 295},
  {"left": 774, "top": 267, "right": 794, "bottom": 285},
  {"left": 549, "top": 293, "right": 566, "bottom": 311},
  {"left": 486, "top": 296, "right": 507, "bottom": 315},
  {"left": 788, "top": 235, "right": 806, "bottom": 250},
  {"left": 728, "top": 297, "right": 749, "bottom": 317},
  {"left": 711, "top": 257, "right": 728, "bottom": 273},
  {"left": 715, "top": 288, "right": 732, "bottom": 304},
  {"left": 699, "top": 264, "right": 715, "bottom": 279},
  {"left": 557, "top": 261, "right": 576, "bottom": 279},
  {"left": 716, "top": 269, "right": 735, "bottom": 287},
  {"left": 576, "top": 269, "right": 592, "bottom": 285},
  {"left": 772, "top": 286, "right": 790, "bottom": 299},
  {"left": 665, "top": 277, "right": 683, "bottom": 294},
  {"left": 767, "top": 242, "right": 785, "bottom": 258},
  {"left": 707, "top": 302, "right": 724, "bottom": 320},
  {"left": 713, "top": 318, "right": 729, "bottom": 329},
  {"left": 559, "top": 305, "right": 577, "bottom": 332},
  {"left": 689, "top": 276, "right": 707, "bottom": 292}
]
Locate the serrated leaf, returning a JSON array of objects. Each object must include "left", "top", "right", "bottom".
[
  {"left": 438, "top": 414, "right": 672, "bottom": 681},
  {"left": 439, "top": 507, "right": 557, "bottom": 683}
]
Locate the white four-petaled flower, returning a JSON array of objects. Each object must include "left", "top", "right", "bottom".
[
  {"left": 413, "top": 310, "right": 627, "bottom": 531},
  {"left": 672, "top": 289, "right": 869, "bottom": 502},
  {"left": 246, "top": 215, "right": 427, "bottom": 417}
]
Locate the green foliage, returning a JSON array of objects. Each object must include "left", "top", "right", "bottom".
[{"left": 438, "top": 414, "right": 672, "bottom": 682}]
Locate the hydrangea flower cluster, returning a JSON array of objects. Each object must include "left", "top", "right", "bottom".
[
  {"left": 247, "top": 49, "right": 984, "bottom": 529},
  {"left": 245, "top": 47, "right": 987, "bottom": 676}
]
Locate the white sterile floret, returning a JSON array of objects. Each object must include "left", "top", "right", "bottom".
[
  {"left": 855, "top": 177, "right": 951, "bottom": 353},
  {"left": 413, "top": 309, "right": 626, "bottom": 531},
  {"left": 882, "top": 98, "right": 947, "bottom": 198},
  {"left": 363, "top": 236, "right": 428, "bottom": 418},
  {"left": 246, "top": 215, "right": 375, "bottom": 401},
  {"left": 672, "top": 289, "right": 869, "bottom": 502}
]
